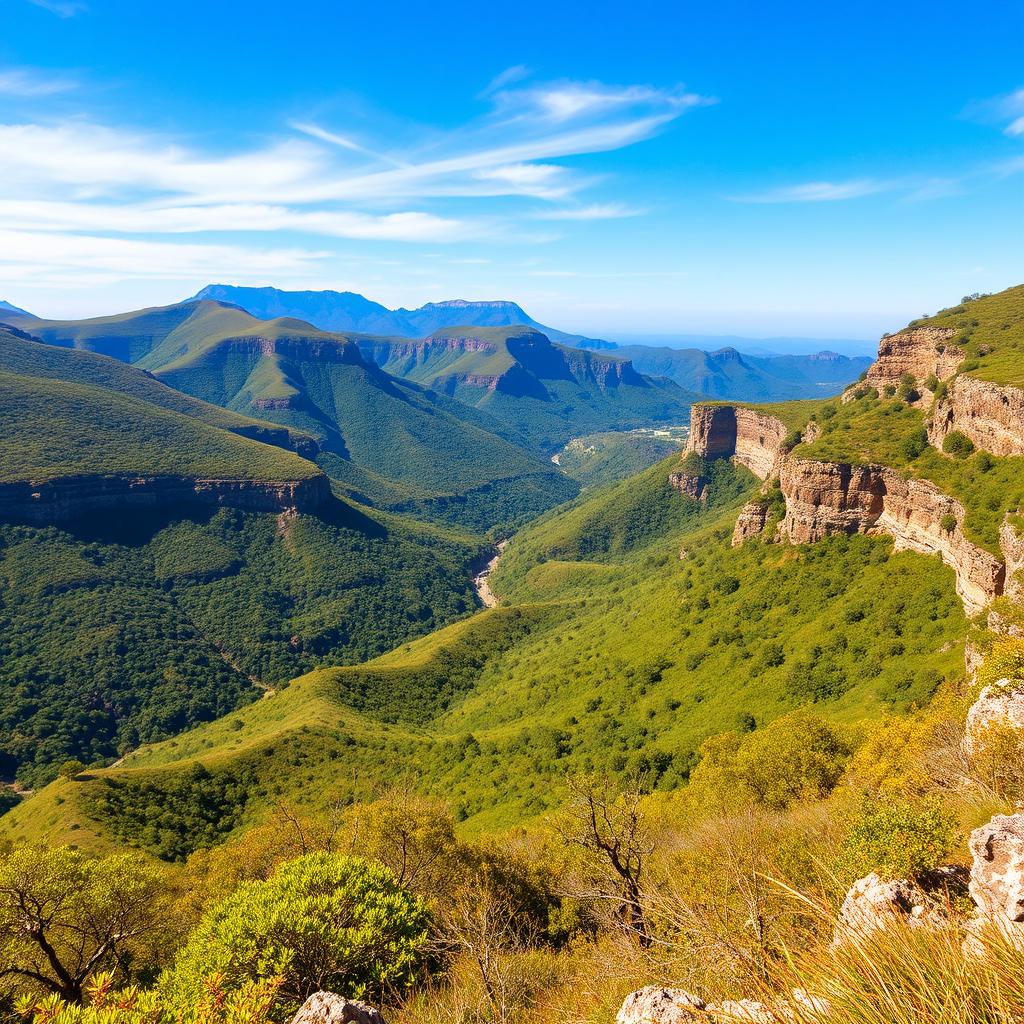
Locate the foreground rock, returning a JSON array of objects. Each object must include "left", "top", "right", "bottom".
[
  {"left": 617, "top": 986, "right": 706, "bottom": 1023},
  {"left": 833, "top": 867, "right": 967, "bottom": 945},
  {"left": 290, "top": 992, "right": 385, "bottom": 1024},
  {"left": 967, "top": 812, "right": 1024, "bottom": 951},
  {"left": 964, "top": 679, "right": 1024, "bottom": 756}
]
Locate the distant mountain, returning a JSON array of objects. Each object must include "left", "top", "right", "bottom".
[
  {"left": 0, "top": 299, "right": 31, "bottom": 318},
  {"left": 604, "top": 332, "right": 876, "bottom": 357},
  {"left": 605, "top": 343, "right": 872, "bottom": 401},
  {"left": 27, "top": 299, "right": 577, "bottom": 531},
  {"left": 190, "top": 284, "right": 614, "bottom": 348},
  {"left": 361, "top": 325, "right": 697, "bottom": 452}
]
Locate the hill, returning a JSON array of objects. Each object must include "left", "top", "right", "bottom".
[
  {"left": 605, "top": 342, "right": 872, "bottom": 400},
  {"left": 0, "top": 356, "right": 492, "bottom": 787},
  {"left": 0, "top": 324, "right": 316, "bottom": 455},
  {"left": 0, "top": 299, "right": 31, "bottom": 317},
  {"left": 190, "top": 284, "right": 612, "bottom": 348},
  {"left": 360, "top": 325, "right": 697, "bottom": 453},
  {"left": 15, "top": 301, "right": 578, "bottom": 532}
]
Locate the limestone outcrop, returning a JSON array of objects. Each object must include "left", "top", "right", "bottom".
[
  {"left": 731, "top": 501, "right": 770, "bottom": 546},
  {"left": 967, "top": 813, "right": 1024, "bottom": 950},
  {"left": 863, "top": 326, "right": 961, "bottom": 394},
  {"left": 616, "top": 987, "right": 707, "bottom": 1024},
  {"left": 833, "top": 867, "right": 968, "bottom": 946},
  {"left": 686, "top": 405, "right": 788, "bottom": 480},
  {"left": 289, "top": 991, "right": 385, "bottom": 1024},
  {"left": 669, "top": 469, "right": 705, "bottom": 500},
  {"left": 929, "top": 374, "right": 1024, "bottom": 457},
  {"left": 1000, "top": 516, "right": 1024, "bottom": 602},
  {"left": 0, "top": 472, "right": 332, "bottom": 525},
  {"left": 964, "top": 680, "right": 1024, "bottom": 755}
]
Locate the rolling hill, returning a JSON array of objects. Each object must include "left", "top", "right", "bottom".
[
  {"left": 360, "top": 325, "right": 698, "bottom": 452},
  {"left": 13, "top": 301, "right": 578, "bottom": 532},
  {"left": 0, "top": 355, "right": 487, "bottom": 787}
]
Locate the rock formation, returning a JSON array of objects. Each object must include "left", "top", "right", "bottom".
[
  {"left": 964, "top": 680, "right": 1024, "bottom": 755},
  {"left": 731, "top": 501, "right": 770, "bottom": 546},
  {"left": 967, "top": 813, "right": 1024, "bottom": 950},
  {"left": 0, "top": 471, "right": 332, "bottom": 525},
  {"left": 930, "top": 374, "right": 1024, "bottom": 457},
  {"left": 669, "top": 469, "right": 705, "bottom": 500},
  {"left": 684, "top": 401, "right": 1006, "bottom": 615},
  {"left": 289, "top": 991, "right": 385, "bottom": 1024},
  {"left": 863, "top": 326, "right": 961, "bottom": 395},
  {"left": 833, "top": 868, "right": 968, "bottom": 945},
  {"left": 616, "top": 986, "right": 707, "bottom": 1024}
]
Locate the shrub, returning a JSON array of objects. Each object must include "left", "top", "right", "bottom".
[
  {"left": 162, "top": 853, "right": 430, "bottom": 1015},
  {"left": 942, "top": 430, "right": 975, "bottom": 458},
  {"left": 842, "top": 799, "right": 956, "bottom": 882},
  {"left": 896, "top": 373, "right": 919, "bottom": 403},
  {"left": 924, "top": 374, "right": 939, "bottom": 393},
  {"left": 939, "top": 513, "right": 957, "bottom": 533},
  {"left": 58, "top": 759, "right": 86, "bottom": 780},
  {"left": 975, "top": 450, "right": 995, "bottom": 472},
  {"left": 781, "top": 429, "right": 803, "bottom": 452},
  {"left": 901, "top": 428, "right": 929, "bottom": 461}
]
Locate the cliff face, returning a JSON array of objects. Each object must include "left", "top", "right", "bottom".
[
  {"left": 864, "top": 327, "right": 962, "bottom": 394},
  {"left": 930, "top": 374, "right": 1024, "bottom": 457},
  {"left": 685, "top": 402, "right": 1007, "bottom": 614},
  {"left": 0, "top": 472, "right": 332, "bottom": 525},
  {"left": 687, "top": 405, "right": 788, "bottom": 479}
]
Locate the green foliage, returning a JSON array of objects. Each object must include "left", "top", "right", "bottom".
[
  {"left": 942, "top": 430, "right": 975, "bottom": 458},
  {"left": 940, "top": 513, "right": 957, "bottom": 533},
  {"left": 0, "top": 505, "right": 479, "bottom": 786},
  {"left": 0, "top": 846, "right": 165, "bottom": 1001},
  {"left": 57, "top": 760, "right": 86, "bottom": 780},
  {"left": 843, "top": 799, "right": 957, "bottom": 882},
  {"left": 163, "top": 854, "right": 430, "bottom": 1014},
  {"left": 901, "top": 427, "right": 929, "bottom": 461},
  {"left": 554, "top": 429, "right": 686, "bottom": 488}
]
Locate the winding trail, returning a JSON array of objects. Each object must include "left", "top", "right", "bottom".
[{"left": 473, "top": 540, "right": 508, "bottom": 608}]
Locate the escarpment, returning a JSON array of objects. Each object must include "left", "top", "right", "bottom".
[
  {"left": 684, "top": 401, "right": 1007, "bottom": 614},
  {"left": 863, "top": 327, "right": 962, "bottom": 394},
  {"left": 930, "top": 374, "right": 1024, "bottom": 457},
  {"left": 0, "top": 471, "right": 332, "bottom": 525}
]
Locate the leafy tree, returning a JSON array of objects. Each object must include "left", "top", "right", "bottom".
[
  {"left": 162, "top": 854, "right": 430, "bottom": 1014},
  {"left": 0, "top": 846, "right": 165, "bottom": 1002},
  {"left": 942, "top": 430, "right": 975, "bottom": 458}
]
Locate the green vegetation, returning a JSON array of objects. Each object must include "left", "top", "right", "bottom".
[
  {"left": 162, "top": 854, "right": 430, "bottom": 1016},
  {"left": 908, "top": 284, "right": 1024, "bottom": 386},
  {"left": 0, "top": 504, "right": 479, "bottom": 787},
  {"left": 0, "top": 371, "right": 320, "bottom": 484},
  {"left": 552, "top": 428, "right": 686, "bottom": 488},
  {"left": 796, "top": 388, "right": 1024, "bottom": 553},
  {"left": 0, "top": 326, "right": 313, "bottom": 454}
]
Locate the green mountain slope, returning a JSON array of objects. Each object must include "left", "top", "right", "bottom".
[
  {"left": 0, "top": 325, "right": 315, "bottom": 455},
  {"left": 5, "top": 445, "right": 967, "bottom": 852},
  {"left": 362, "top": 326, "right": 697, "bottom": 453},
  {"left": 25, "top": 301, "right": 578, "bottom": 532}
]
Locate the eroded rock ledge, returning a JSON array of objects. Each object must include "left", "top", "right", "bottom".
[
  {"left": 684, "top": 403, "right": 1006, "bottom": 615},
  {"left": 0, "top": 472, "right": 332, "bottom": 525}
]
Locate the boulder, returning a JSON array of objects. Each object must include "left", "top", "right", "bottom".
[
  {"left": 967, "top": 812, "right": 1024, "bottom": 951},
  {"left": 963, "top": 680, "right": 1024, "bottom": 756},
  {"left": 290, "top": 992, "right": 385, "bottom": 1024},
  {"left": 833, "top": 871, "right": 955, "bottom": 945},
  {"left": 707, "top": 998, "right": 773, "bottom": 1021},
  {"left": 616, "top": 986, "right": 706, "bottom": 1024}
]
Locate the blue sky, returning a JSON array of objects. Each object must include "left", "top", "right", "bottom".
[{"left": 1, "top": 0, "right": 1022, "bottom": 343}]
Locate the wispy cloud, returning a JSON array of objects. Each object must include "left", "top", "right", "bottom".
[
  {"left": 27, "top": 0, "right": 87, "bottom": 16},
  {"left": 0, "top": 66, "right": 78, "bottom": 96},
  {"left": 534, "top": 202, "right": 645, "bottom": 220},
  {"left": 728, "top": 179, "right": 892, "bottom": 203},
  {"left": 0, "top": 75, "right": 709, "bottom": 287},
  {"left": 481, "top": 65, "right": 531, "bottom": 97},
  {"left": 964, "top": 87, "right": 1024, "bottom": 137}
]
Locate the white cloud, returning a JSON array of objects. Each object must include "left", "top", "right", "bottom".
[
  {"left": 534, "top": 202, "right": 645, "bottom": 220},
  {"left": 729, "top": 179, "right": 892, "bottom": 203},
  {"left": 965, "top": 87, "right": 1024, "bottom": 137},
  {"left": 481, "top": 65, "right": 532, "bottom": 96},
  {"left": 0, "top": 66, "right": 77, "bottom": 96},
  {"left": 1007, "top": 115, "right": 1024, "bottom": 137}
]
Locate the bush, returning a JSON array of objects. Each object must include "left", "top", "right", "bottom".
[
  {"left": 162, "top": 853, "right": 430, "bottom": 1016},
  {"left": 781, "top": 429, "right": 803, "bottom": 452},
  {"left": 901, "top": 427, "right": 929, "bottom": 461},
  {"left": 942, "top": 430, "right": 975, "bottom": 458},
  {"left": 939, "top": 513, "right": 957, "bottom": 533},
  {"left": 975, "top": 450, "right": 995, "bottom": 473},
  {"left": 896, "top": 373, "right": 920, "bottom": 404},
  {"left": 843, "top": 799, "right": 956, "bottom": 882}
]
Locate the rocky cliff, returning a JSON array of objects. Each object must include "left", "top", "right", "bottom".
[
  {"left": 930, "top": 373, "right": 1024, "bottom": 456},
  {"left": 0, "top": 472, "right": 332, "bottom": 525},
  {"left": 685, "top": 401, "right": 1007, "bottom": 614},
  {"left": 863, "top": 326, "right": 962, "bottom": 395}
]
